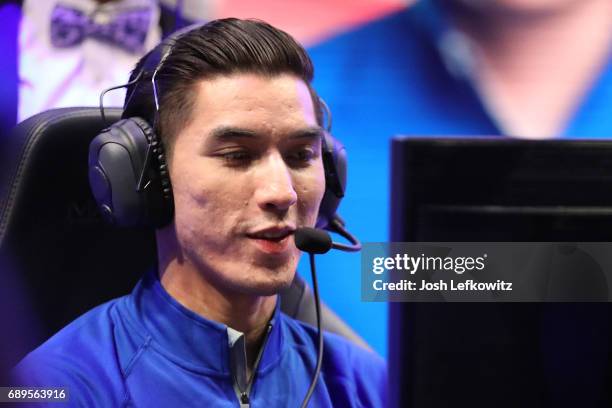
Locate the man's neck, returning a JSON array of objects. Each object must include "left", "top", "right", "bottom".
[
  {"left": 158, "top": 257, "right": 277, "bottom": 377},
  {"left": 451, "top": 0, "right": 612, "bottom": 138}
]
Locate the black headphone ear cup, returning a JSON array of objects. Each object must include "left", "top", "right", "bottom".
[
  {"left": 88, "top": 117, "right": 174, "bottom": 227},
  {"left": 317, "top": 131, "right": 347, "bottom": 229}
]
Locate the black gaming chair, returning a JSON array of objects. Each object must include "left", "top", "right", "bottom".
[{"left": 0, "top": 107, "right": 369, "bottom": 359}]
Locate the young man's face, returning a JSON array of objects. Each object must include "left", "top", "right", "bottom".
[{"left": 166, "top": 73, "right": 325, "bottom": 296}]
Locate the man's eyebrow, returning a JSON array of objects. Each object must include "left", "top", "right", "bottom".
[
  {"left": 287, "top": 127, "right": 325, "bottom": 141},
  {"left": 210, "top": 127, "right": 258, "bottom": 141},
  {"left": 209, "top": 126, "right": 324, "bottom": 142}
]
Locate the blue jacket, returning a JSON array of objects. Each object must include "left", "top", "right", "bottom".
[{"left": 15, "top": 272, "right": 387, "bottom": 407}]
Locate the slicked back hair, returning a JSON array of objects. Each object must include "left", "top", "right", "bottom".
[{"left": 122, "top": 18, "right": 323, "bottom": 155}]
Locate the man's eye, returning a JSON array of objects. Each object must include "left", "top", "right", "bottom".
[
  {"left": 221, "top": 151, "right": 252, "bottom": 165},
  {"left": 289, "top": 149, "right": 316, "bottom": 164}
]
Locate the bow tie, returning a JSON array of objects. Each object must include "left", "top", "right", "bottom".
[{"left": 50, "top": 4, "right": 152, "bottom": 54}]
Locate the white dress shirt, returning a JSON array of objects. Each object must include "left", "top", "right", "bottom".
[{"left": 18, "top": 0, "right": 161, "bottom": 121}]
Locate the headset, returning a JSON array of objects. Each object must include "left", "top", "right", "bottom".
[{"left": 88, "top": 24, "right": 347, "bottom": 232}]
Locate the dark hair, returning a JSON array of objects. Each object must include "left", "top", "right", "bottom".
[{"left": 123, "top": 18, "right": 322, "bottom": 154}]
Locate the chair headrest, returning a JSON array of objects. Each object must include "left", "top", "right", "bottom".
[{"left": 0, "top": 107, "right": 157, "bottom": 336}]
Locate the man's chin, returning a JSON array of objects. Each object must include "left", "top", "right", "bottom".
[
  {"left": 243, "top": 283, "right": 290, "bottom": 297},
  {"left": 246, "top": 276, "right": 295, "bottom": 296},
  {"left": 226, "top": 268, "right": 296, "bottom": 297}
]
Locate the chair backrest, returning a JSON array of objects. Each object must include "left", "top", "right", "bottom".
[{"left": 0, "top": 107, "right": 369, "bottom": 354}]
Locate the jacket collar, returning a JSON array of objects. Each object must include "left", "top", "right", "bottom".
[{"left": 125, "top": 270, "right": 284, "bottom": 375}]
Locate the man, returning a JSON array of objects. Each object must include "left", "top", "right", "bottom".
[{"left": 15, "top": 19, "right": 387, "bottom": 407}]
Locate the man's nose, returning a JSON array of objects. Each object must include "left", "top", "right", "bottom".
[{"left": 254, "top": 153, "right": 298, "bottom": 213}]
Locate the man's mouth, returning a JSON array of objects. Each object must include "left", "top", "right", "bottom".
[{"left": 246, "top": 227, "right": 295, "bottom": 254}]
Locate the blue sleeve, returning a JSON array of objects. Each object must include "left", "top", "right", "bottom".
[
  {"left": 12, "top": 304, "right": 129, "bottom": 408},
  {"left": 14, "top": 354, "right": 127, "bottom": 408},
  {"left": 319, "top": 329, "right": 388, "bottom": 407}
]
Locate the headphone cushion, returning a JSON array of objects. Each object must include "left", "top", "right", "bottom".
[
  {"left": 88, "top": 117, "right": 173, "bottom": 227},
  {"left": 317, "top": 132, "right": 347, "bottom": 229}
]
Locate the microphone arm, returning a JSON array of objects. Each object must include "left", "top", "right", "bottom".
[
  {"left": 293, "top": 219, "right": 361, "bottom": 407},
  {"left": 327, "top": 217, "right": 361, "bottom": 253}
]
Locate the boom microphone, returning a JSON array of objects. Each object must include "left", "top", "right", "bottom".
[
  {"left": 295, "top": 219, "right": 362, "bottom": 254},
  {"left": 294, "top": 228, "right": 332, "bottom": 254}
]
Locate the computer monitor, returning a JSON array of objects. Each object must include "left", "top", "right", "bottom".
[{"left": 389, "top": 137, "right": 612, "bottom": 408}]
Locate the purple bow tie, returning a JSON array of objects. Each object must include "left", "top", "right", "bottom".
[{"left": 50, "top": 4, "right": 152, "bottom": 54}]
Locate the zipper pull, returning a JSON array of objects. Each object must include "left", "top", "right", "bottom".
[{"left": 240, "top": 392, "right": 250, "bottom": 407}]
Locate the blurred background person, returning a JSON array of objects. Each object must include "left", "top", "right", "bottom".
[
  {"left": 311, "top": 0, "right": 612, "bottom": 139},
  {"left": 17, "top": 0, "right": 218, "bottom": 122},
  {"left": 307, "top": 0, "right": 612, "bottom": 357}
]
